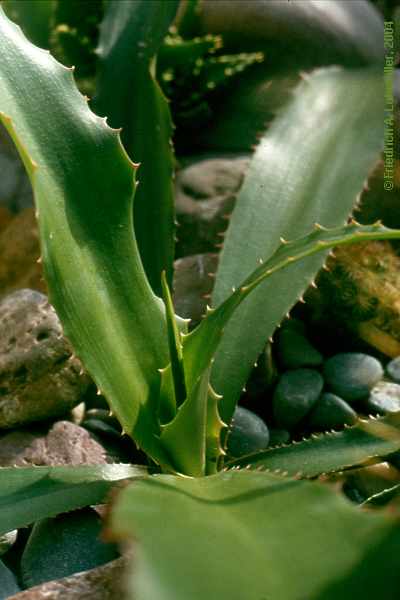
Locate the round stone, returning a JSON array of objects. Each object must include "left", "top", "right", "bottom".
[
  {"left": 386, "top": 356, "right": 400, "bottom": 383},
  {"left": 21, "top": 508, "right": 119, "bottom": 588},
  {"left": 276, "top": 327, "right": 323, "bottom": 370},
  {"left": 227, "top": 406, "right": 269, "bottom": 458},
  {"left": 0, "top": 560, "right": 19, "bottom": 597},
  {"left": 268, "top": 429, "right": 290, "bottom": 447},
  {"left": 306, "top": 393, "right": 357, "bottom": 430},
  {"left": 272, "top": 369, "right": 324, "bottom": 429},
  {"left": 365, "top": 382, "right": 400, "bottom": 414},
  {"left": 323, "top": 353, "right": 383, "bottom": 402}
]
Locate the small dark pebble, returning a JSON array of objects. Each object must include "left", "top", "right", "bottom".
[
  {"left": 268, "top": 428, "right": 290, "bottom": 446},
  {"left": 82, "top": 409, "right": 122, "bottom": 440},
  {"left": 386, "top": 356, "right": 400, "bottom": 383},
  {"left": 21, "top": 507, "right": 119, "bottom": 588},
  {"left": 272, "top": 368, "right": 323, "bottom": 429},
  {"left": 276, "top": 327, "right": 323, "bottom": 370},
  {"left": 365, "top": 382, "right": 400, "bottom": 415},
  {"left": 306, "top": 392, "right": 358, "bottom": 430},
  {"left": 280, "top": 318, "right": 306, "bottom": 334},
  {"left": 227, "top": 406, "right": 269, "bottom": 458},
  {"left": 323, "top": 353, "right": 383, "bottom": 402},
  {"left": 0, "top": 559, "right": 20, "bottom": 598},
  {"left": 82, "top": 418, "right": 122, "bottom": 440}
]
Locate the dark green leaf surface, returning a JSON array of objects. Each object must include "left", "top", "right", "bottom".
[
  {"left": 0, "top": 7, "right": 172, "bottom": 465},
  {"left": 229, "top": 414, "right": 400, "bottom": 477},
  {"left": 111, "top": 470, "right": 400, "bottom": 600},
  {"left": 94, "top": 0, "right": 178, "bottom": 294},
  {"left": 193, "top": 0, "right": 383, "bottom": 67},
  {"left": 211, "top": 67, "right": 384, "bottom": 422},
  {"left": 184, "top": 224, "right": 400, "bottom": 405},
  {"left": 0, "top": 465, "right": 143, "bottom": 535}
]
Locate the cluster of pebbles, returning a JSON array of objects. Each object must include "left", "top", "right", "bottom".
[{"left": 227, "top": 319, "right": 400, "bottom": 459}]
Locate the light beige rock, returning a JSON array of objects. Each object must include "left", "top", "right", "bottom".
[
  {"left": 8, "top": 557, "right": 127, "bottom": 600},
  {"left": 0, "top": 421, "right": 107, "bottom": 467}
]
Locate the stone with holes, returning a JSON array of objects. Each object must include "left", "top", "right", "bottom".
[{"left": 0, "top": 289, "right": 90, "bottom": 428}]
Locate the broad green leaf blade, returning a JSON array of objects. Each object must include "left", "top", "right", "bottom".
[
  {"left": 0, "top": 464, "right": 144, "bottom": 536},
  {"left": 0, "top": 8, "right": 171, "bottom": 465},
  {"left": 210, "top": 67, "right": 384, "bottom": 422},
  {"left": 94, "top": 0, "right": 178, "bottom": 294},
  {"left": 111, "top": 470, "right": 400, "bottom": 600},
  {"left": 228, "top": 414, "right": 400, "bottom": 477},
  {"left": 184, "top": 223, "right": 400, "bottom": 401},
  {"left": 193, "top": 0, "right": 383, "bottom": 67}
]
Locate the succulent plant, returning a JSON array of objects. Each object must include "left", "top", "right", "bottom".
[{"left": 1, "top": 1, "right": 400, "bottom": 599}]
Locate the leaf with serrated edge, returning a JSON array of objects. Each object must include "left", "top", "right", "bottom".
[
  {"left": 160, "top": 370, "right": 210, "bottom": 476},
  {"left": 111, "top": 470, "right": 400, "bottom": 600},
  {"left": 211, "top": 67, "right": 384, "bottom": 423},
  {"left": 183, "top": 224, "right": 400, "bottom": 399},
  {"left": 228, "top": 414, "right": 400, "bottom": 478},
  {"left": 94, "top": 0, "right": 178, "bottom": 294},
  {"left": 0, "top": 7, "right": 176, "bottom": 467},
  {"left": 0, "top": 465, "right": 144, "bottom": 536}
]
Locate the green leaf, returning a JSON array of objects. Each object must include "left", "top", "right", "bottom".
[
  {"left": 210, "top": 67, "right": 385, "bottom": 422},
  {"left": 159, "top": 370, "right": 210, "bottom": 477},
  {"left": 93, "top": 0, "right": 178, "bottom": 294},
  {"left": 161, "top": 271, "right": 187, "bottom": 409},
  {"left": 0, "top": 464, "right": 144, "bottom": 536},
  {"left": 111, "top": 470, "right": 400, "bottom": 600},
  {"left": 192, "top": 1, "right": 383, "bottom": 67},
  {"left": 0, "top": 7, "right": 172, "bottom": 466},
  {"left": 228, "top": 414, "right": 400, "bottom": 477},
  {"left": 183, "top": 223, "right": 400, "bottom": 402}
]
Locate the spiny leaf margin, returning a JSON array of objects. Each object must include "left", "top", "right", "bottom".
[{"left": 228, "top": 414, "right": 400, "bottom": 478}]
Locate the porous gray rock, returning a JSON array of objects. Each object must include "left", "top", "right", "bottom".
[
  {"left": 175, "top": 156, "right": 249, "bottom": 256},
  {"left": 0, "top": 289, "right": 91, "bottom": 428},
  {"left": 0, "top": 421, "right": 107, "bottom": 467}
]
